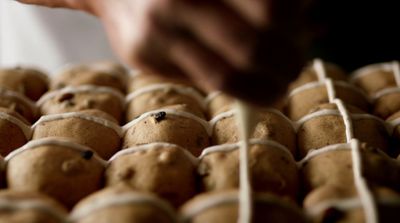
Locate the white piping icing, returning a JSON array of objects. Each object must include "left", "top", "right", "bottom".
[
  {"left": 199, "top": 138, "right": 293, "bottom": 162},
  {"left": 181, "top": 193, "right": 238, "bottom": 221},
  {"left": 32, "top": 112, "right": 123, "bottom": 137},
  {"left": 334, "top": 99, "right": 354, "bottom": 141},
  {"left": 313, "top": 58, "right": 327, "bottom": 82},
  {"left": 209, "top": 109, "right": 236, "bottom": 128},
  {"left": 122, "top": 108, "right": 211, "bottom": 135},
  {"left": 297, "top": 142, "right": 351, "bottom": 167},
  {"left": 4, "top": 138, "right": 107, "bottom": 166},
  {"left": 325, "top": 79, "right": 336, "bottom": 103},
  {"left": 350, "top": 62, "right": 393, "bottom": 82},
  {"left": 210, "top": 108, "right": 296, "bottom": 133},
  {"left": 108, "top": 142, "right": 198, "bottom": 165},
  {"left": 288, "top": 80, "right": 367, "bottom": 100},
  {"left": 36, "top": 85, "right": 125, "bottom": 107},
  {"left": 181, "top": 192, "right": 299, "bottom": 222},
  {"left": 125, "top": 83, "right": 206, "bottom": 109},
  {"left": 350, "top": 139, "right": 378, "bottom": 223},
  {"left": 307, "top": 196, "right": 400, "bottom": 217},
  {"left": 295, "top": 108, "right": 388, "bottom": 133},
  {"left": 0, "top": 112, "right": 32, "bottom": 139},
  {"left": 235, "top": 102, "right": 255, "bottom": 223},
  {"left": 69, "top": 193, "right": 177, "bottom": 222},
  {"left": 372, "top": 87, "right": 400, "bottom": 100},
  {"left": 0, "top": 87, "right": 38, "bottom": 116},
  {"left": 0, "top": 199, "right": 67, "bottom": 222},
  {"left": 392, "top": 61, "right": 400, "bottom": 87},
  {"left": 204, "top": 91, "right": 223, "bottom": 106}
]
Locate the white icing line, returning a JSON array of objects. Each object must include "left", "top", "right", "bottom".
[
  {"left": 108, "top": 142, "right": 198, "bottom": 165},
  {"left": 0, "top": 87, "right": 38, "bottom": 116},
  {"left": 32, "top": 112, "right": 123, "bottom": 137},
  {"left": 199, "top": 138, "right": 293, "bottom": 162},
  {"left": 181, "top": 192, "right": 298, "bottom": 222},
  {"left": 0, "top": 199, "right": 67, "bottom": 223},
  {"left": 392, "top": 61, "right": 400, "bottom": 87},
  {"left": 36, "top": 85, "right": 125, "bottom": 107},
  {"left": 313, "top": 58, "right": 327, "bottom": 82},
  {"left": 0, "top": 112, "right": 32, "bottom": 139},
  {"left": 204, "top": 91, "right": 223, "bottom": 105},
  {"left": 306, "top": 196, "right": 400, "bottom": 217},
  {"left": 122, "top": 108, "right": 211, "bottom": 135},
  {"left": 209, "top": 109, "right": 236, "bottom": 128},
  {"left": 372, "top": 87, "right": 400, "bottom": 100},
  {"left": 295, "top": 109, "right": 342, "bottom": 131},
  {"left": 297, "top": 142, "right": 351, "bottom": 167},
  {"left": 288, "top": 80, "right": 367, "bottom": 100},
  {"left": 0, "top": 199, "right": 66, "bottom": 222},
  {"left": 69, "top": 193, "right": 177, "bottom": 222},
  {"left": 125, "top": 83, "right": 206, "bottom": 109},
  {"left": 236, "top": 102, "right": 255, "bottom": 223},
  {"left": 4, "top": 138, "right": 107, "bottom": 166},
  {"left": 350, "top": 62, "right": 393, "bottom": 82},
  {"left": 325, "top": 79, "right": 336, "bottom": 103},
  {"left": 350, "top": 139, "right": 378, "bottom": 223},
  {"left": 181, "top": 193, "right": 238, "bottom": 221},
  {"left": 334, "top": 99, "right": 354, "bottom": 142},
  {"left": 306, "top": 197, "right": 361, "bottom": 217},
  {"left": 295, "top": 108, "right": 388, "bottom": 134}
]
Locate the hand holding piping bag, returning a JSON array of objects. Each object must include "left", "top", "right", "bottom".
[{"left": 17, "top": 0, "right": 309, "bottom": 106}]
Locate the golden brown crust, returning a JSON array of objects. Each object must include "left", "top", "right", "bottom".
[
  {"left": 198, "top": 143, "right": 298, "bottom": 199},
  {"left": 123, "top": 111, "right": 210, "bottom": 156},
  {"left": 289, "top": 61, "right": 347, "bottom": 90},
  {"left": 6, "top": 143, "right": 104, "bottom": 208},
  {"left": 52, "top": 62, "right": 127, "bottom": 92},
  {"left": 211, "top": 109, "right": 296, "bottom": 155},
  {"left": 106, "top": 144, "right": 197, "bottom": 207},
  {"left": 0, "top": 67, "right": 49, "bottom": 101},
  {"left": 286, "top": 83, "right": 370, "bottom": 121},
  {"left": 72, "top": 184, "right": 176, "bottom": 223},
  {"left": 39, "top": 90, "right": 124, "bottom": 123},
  {"left": 32, "top": 110, "right": 121, "bottom": 159}
]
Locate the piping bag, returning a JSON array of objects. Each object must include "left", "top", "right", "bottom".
[{"left": 235, "top": 100, "right": 258, "bottom": 223}]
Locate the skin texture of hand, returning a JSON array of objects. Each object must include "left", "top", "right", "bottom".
[{"left": 17, "top": 0, "right": 308, "bottom": 106}]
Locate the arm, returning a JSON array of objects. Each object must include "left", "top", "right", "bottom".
[{"left": 17, "top": 0, "right": 309, "bottom": 105}]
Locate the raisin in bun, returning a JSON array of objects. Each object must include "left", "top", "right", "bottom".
[
  {"left": 5, "top": 138, "right": 105, "bottom": 208},
  {"left": 37, "top": 86, "right": 125, "bottom": 123},
  {"left": 123, "top": 109, "right": 210, "bottom": 156},
  {"left": 32, "top": 109, "right": 122, "bottom": 159},
  {"left": 70, "top": 183, "right": 177, "bottom": 223},
  {"left": 126, "top": 84, "right": 206, "bottom": 121},
  {"left": 304, "top": 185, "right": 400, "bottom": 223},
  {"left": 106, "top": 143, "right": 197, "bottom": 207}
]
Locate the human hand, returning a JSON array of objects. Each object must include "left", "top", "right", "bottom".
[{"left": 18, "top": 0, "right": 308, "bottom": 105}]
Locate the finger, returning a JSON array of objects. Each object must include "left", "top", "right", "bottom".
[
  {"left": 170, "top": 36, "right": 303, "bottom": 106},
  {"left": 103, "top": 5, "right": 186, "bottom": 79},
  {"left": 173, "top": 1, "right": 258, "bottom": 69},
  {"left": 222, "top": 0, "right": 271, "bottom": 28},
  {"left": 169, "top": 37, "right": 235, "bottom": 93}
]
